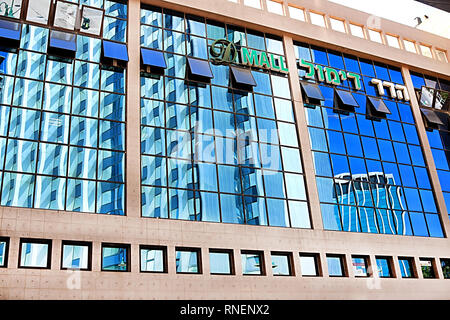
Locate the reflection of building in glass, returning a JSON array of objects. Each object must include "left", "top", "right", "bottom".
[{"left": 334, "top": 172, "right": 408, "bottom": 235}]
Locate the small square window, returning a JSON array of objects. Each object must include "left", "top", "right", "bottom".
[
  {"left": 300, "top": 82, "right": 324, "bottom": 106},
  {"left": 187, "top": 57, "right": 213, "bottom": 81},
  {"left": 241, "top": 250, "right": 264, "bottom": 275},
  {"left": 26, "top": 0, "right": 52, "bottom": 25},
  {"left": 309, "top": 12, "right": 326, "bottom": 27},
  {"left": 368, "top": 29, "right": 382, "bottom": 44},
  {"left": 209, "top": 249, "right": 234, "bottom": 275},
  {"left": 102, "top": 40, "right": 129, "bottom": 63},
  {"left": 299, "top": 253, "right": 320, "bottom": 276},
  {"left": 176, "top": 247, "right": 201, "bottom": 274},
  {"left": 80, "top": 5, "right": 104, "bottom": 36},
  {"left": 398, "top": 257, "right": 415, "bottom": 278},
  {"left": 271, "top": 252, "right": 293, "bottom": 276},
  {"left": 352, "top": 255, "right": 369, "bottom": 277},
  {"left": 385, "top": 34, "right": 400, "bottom": 49},
  {"left": 19, "top": 238, "right": 52, "bottom": 269},
  {"left": 376, "top": 256, "right": 393, "bottom": 278},
  {"left": 244, "top": 0, "right": 261, "bottom": 9},
  {"left": 330, "top": 18, "right": 346, "bottom": 33},
  {"left": 0, "top": 0, "right": 22, "bottom": 19},
  {"left": 327, "top": 254, "right": 346, "bottom": 277},
  {"left": 440, "top": 259, "right": 450, "bottom": 279},
  {"left": 404, "top": 40, "right": 417, "bottom": 53},
  {"left": 420, "top": 44, "right": 433, "bottom": 58},
  {"left": 61, "top": 241, "right": 91, "bottom": 270},
  {"left": 0, "top": 19, "right": 21, "bottom": 46},
  {"left": 436, "top": 49, "right": 448, "bottom": 63},
  {"left": 419, "top": 258, "right": 436, "bottom": 278},
  {"left": 140, "top": 245, "right": 167, "bottom": 273},
  {"left": 53, "top": 1, "right": 79, "bottom": 31},
  {"left": 266, "top": 0, "right": 284, "bottom": 15},
  {"left": 101, "top": 243, "right": 130, "bottom": 272},
  {"left": 349, "top": 23, "right": 364, "bottom": 38},
  {"left": 288, "top": 6, "right": 305, "bottom": 21},
  {"left": 0, "top": 237, "right": 9, "bottom": 268}
]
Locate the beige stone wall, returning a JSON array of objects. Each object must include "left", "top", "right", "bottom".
[{"left": 1, "top": 0, "right": 450, "bottom": 300}]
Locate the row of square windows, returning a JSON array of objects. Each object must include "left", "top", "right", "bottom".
[{"left": 1, "top": 237, "right": 449, "bottom": 279}]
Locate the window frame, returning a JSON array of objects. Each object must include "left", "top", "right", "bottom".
[
  {"left": 398, "top": 256, "right": 417, "bottom": 279},
  {"left": 351, "top": 255, "right": 370, "bottom": 278},
  {"left": 241, "top": 250, "right": 265, "bottom": 276},
  {"left": 419, "top": 257, "right": 437, "bottom": 279},
  {"left": 209, "top": 248, "right": 235, "bottom": 275},
  {"left": 60, "top": 240, "right": 92, "bottom": 271},
  {"left": 326, "top": 253, "right": 347, "bottom": 277},
  {"left": 18, "top": 238, "right": 52, "bottom": 269},
  {"left": 375, "top": 256, "right": 395, "bottom": 278},
  {"left": 0, "top": 237, "right": 10, "bottom": 268},
  {"left": 139, "top": 245, "right": 168, "bottom": 273},
  {"left": 101, "top": 242, "right": 131, "bottom": 272},
  {"left": 270, "top": 251, "right": 294, "bottom": 276},
  {"left": 299, "top": 252, "right": 321, "bottom": 277},
  {"left": 440, "top": 258, "right": 450, "bottom": 279},
  {"left": 175, "top": 246, "right": 202, "bottom": 274}
]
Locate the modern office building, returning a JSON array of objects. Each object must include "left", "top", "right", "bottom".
[{"left": 0, "top": 0, "right": 449, "bottom": 299}]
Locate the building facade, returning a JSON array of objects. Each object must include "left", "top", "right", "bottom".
[{"left": 0, "top": 0, "right": 449, "bottom": 299}]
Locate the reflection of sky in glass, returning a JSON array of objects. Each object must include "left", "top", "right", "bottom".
[{"left": 20, "top": 242, "right": 48, "bottom": 267}]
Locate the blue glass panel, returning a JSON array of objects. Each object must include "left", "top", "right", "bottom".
[
  {"left": 341, "top": 205, "right": 361, "bottom": 232},
  {"left": 295, "top": 43, "right": 311, "bottom": 61},
  {"left": 209, "top": 252, "right": 231, "bottom": 274},
  {"left": 388, "top": 67, "right": 404, "bottom": 84},
  {"left": 12, "top": 78, "right": 44, "bottom": 109},
  {"left": 102, "top": 40, "right": 129, "bottom": 62},
  {"left": 361, "top": 137, "right": 380, "bottom": 159},
  {"left": 410, "top": 212, "right": 429, "bottom": 237},
  {"left": 0, "top": 19, "right": 20, "bottom": 41},
  {"left": 187, "top": 57, "right": 213, "bottom": 78},
  {"left": 20, "top": 25, "right": 48, "bottom": 53},
  {"left": 257, "top": 118, "right": 278, "bottom": 144},
  {"left": 374, "top": 63, "right": 390, "bottom": 81},
  {"left": 267, "top": 198, "right": 289, "bottom": 227},
  {"left": 310, "top": 46, "right": 328, "bottom": 65},
  {"left": 305, "top": 106, "right": 323, "bottom": 127},
  {"left": 220, "top": 194, "right": 244, "bottom": 224},
  {"left": 34, "top": 176, "right": 66, "bottom": 210},
  {"left": 322, "top": 108, "right": 341, "bottom": 130},
  {"left": 394, "top": 210, "right": 413, "bottom": 236},
  {"left": 197, "top": 192, "right": 220, "bottom": 222},
  {"left": 316, "top": 177, "right": 337, "bottom": 203},
  {"left": 70, "top": 116, "right": 98, "bottom": 148},
  {"left": 376, "top": 258, "right": 392, "bottom": 277},
  {"left": 49, "top": 31, "right": 77, "bottom": 52},
  {"left": 343, "top": 55, "right": 360, "bottom": 73},
  {"left": 349, "top": 157, "right": 366, "bottom": 175},
  {"left": 398, "top": 165, "right": 416, "bottom": 187},
  {"left": 414, "top": 167, "right": 431, "bottom": 189},
  {"left": 253, "top": 71, "right": 272, "bottom": 95},
  {"left": 66, "top": 179, "right": 96, "bottom": 213},
  {"left": 103, "top": 17, "right": 127, "bottom": 42},
  {"left": 356, "top": 114, "right": 374, "bottom": 136},
  {"left": 326, "top": 130, "right": 345, "bottom": 154},
  {"left": 244, "top": 196, "right": 267, "bottom": 225},
  {"left": 344, "top": 134, "right": 363, "bottom": 157},
  {"left": 68, "top": 147, "right": 96, "bottom": 179},
  {"left": 1, "top": 172, "right": 35, "bottom": 207},
  {"left": 420, "top": 189, "right": 437, "bottom": 213},
  {"left": 331, "top": 154, "right": 350, "bottom": 177},
  {"left": 398, "top": 103, "right": 414, "bottom": 124},
  {"left": 403, "top": 124, "right": 420, "bottom": 145},
  {"left": 321, "top": 204, "right": 342, "bottom": 230},
  {"left": 313, "top": 151, "right": 332, "bottom": 176},
  {"left": 76, "top": 35, "right": 101, "bottom": 62},
  {"left": 359, "top": 59, "right": 375, "bottom": 77},
  {"left": 99, "top": 120, "right": 125, "bottom": 151},
  {"left": 141, "top": 186, "right": 167, "bottom": 218},
  {"left": 393, "top": 142, "right": 411, "bottom": 164},
  {"left": 358, "top": 207, "right": 379, "bottom": 233},
  {"left": 5, "top": 139, "right": 38, "bottom": 173},
  {"left": 404, "top": 188, "right": 423, "bottom": 211},
  {"left": 378, "top": 139, "right": 396, "bottom": 162},
  {"left": 37, "top": 143, "right": 67, "bottom": 176},
  {"left": 425, "top": 214, "right": 443, "bottom": 237},
  {"left": 97, "top": 182, "right": 124, "bottom": 215},
  {"left": 388, "top": 121, "right": 405, "bottom": 142},
  {"left": 410, "top": 72, "right": 425, "bottom": 89},
  {"left": 327, "top": 50, "right": 344, "bottom": 69},
  {"left": 8, "top": 108, "right": 40, "bottom": 140},
  {"left": 98, "top": 150, "right": 124, "bottom": 183}
]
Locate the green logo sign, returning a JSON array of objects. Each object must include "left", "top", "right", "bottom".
[
  {"left": 209, "top": 39, "right": 289, "bottom": 74},
  {"left": 210, "top": 39, "right": 238, "bottom": 63}
]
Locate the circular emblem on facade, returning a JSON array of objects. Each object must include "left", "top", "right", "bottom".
[{"left": 209, "top": 39, "right": 238, "bottom": 64}]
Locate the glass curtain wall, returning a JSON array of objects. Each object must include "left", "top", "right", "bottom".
[
  {"left": 140, "top": 6, "right": 310, "bottom": 228},
  {"left": 296, "top": 42, "right": 444, "bottom": 237}
]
